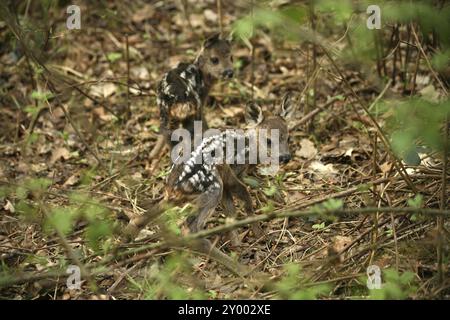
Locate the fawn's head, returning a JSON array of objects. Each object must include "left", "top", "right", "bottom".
[
  {"left": 195, "top": 33, "right": 234, "bottom": 81},
  {"left": 245, "top": 93, "right": 296, "bottom": 164}
]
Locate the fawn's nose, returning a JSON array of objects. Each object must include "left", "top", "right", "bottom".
[
  {"left": 222, "top": 69, "right": 234, "bottom": 79},
  {"left": 279, "top": 154, "right": 291, "bottom": 164}
]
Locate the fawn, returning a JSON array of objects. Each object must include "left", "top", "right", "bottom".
[
  {"left": 125, "top": 94, "right": 295, "bottom": 272},
  {"left": 157, "top": 33, "right": 234, "bottom": 149}
]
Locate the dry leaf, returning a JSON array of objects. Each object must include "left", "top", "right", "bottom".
[
  {"left": 327, "top": 235, "right": 352, "bottom": 263},
  {"left": 296, "top": 138, "right": 317, "bottom": 159},
  {"left": 332, "top": 235, "right": 352, "bottom": 253},
  {"left": 50, "top": 147, "right": 71, "bottom": 164},
  {"left": 90, "top": 83, "right": 117, "bottom": 98},
  {"left": 63, "top": 173, "right": 80, "bottom": 187},
  {"left": 204, "top": 9, "right": 218, "bottom": 22},
  {"left": 3, "top": 200, "right": 15, "bottom": 213},
  {"left": 309, "top": 160, "right": 337, "bottom": 176},
  {"left": 131, "top": 66, "right": 149, "bottom": 80},
  {"left": 131, "top": 4, "right": 155, "bottom": 23},
  {"left": 420, "top": 84, "right": 441, "bottom": 103},
  {"left": 221, "top": 106, "right": 244, "bottom": 118},
  {"left": 93, "top": 107, "right": 115, "bottom": 122}
]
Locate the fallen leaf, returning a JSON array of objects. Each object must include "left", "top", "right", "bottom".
[
  {"left": 332, "top": 235, "right": 352, "bottom": 253},
  {"left": 221, "top": 106, "right": 243, "bottom": 118},
  {"left": 89, "top": 83, "right": 117, "bottom": 98},
  {"left": 380, "top": 162, "right": 392, "bottom": 174},
  {"left": 296, "top": 138, "right": 317, "bottom": 159},
  {"left": 204, "top": 9, "right": 218, "bottom": 22},
  {"left": 327, "top": 235, "right": 352, "bottom": 264},
  {"left": 31, "top": 163, "right": 47, "bottom": 173},
  {"left": 93, "top": 107, "right": 115, "bottom": 122},
  {"left": 3, "top": 200, "right": 15, "bottom": 213},
  {"left": 131, "top": 66, "right": 149, "bottom": 80},
  {"left": 286, "top": 191, "right": 306, "bottom": 204},
  {"left": 63, "top": 173, "right": 80, "bottom": 187},
  {"left": 309, "top": 160, "right": 337, "bottom": 176},
  {"left": 131, "top": 4, "right": 155, "bottom": 23},
  {"left": 420, "top": 84, "right": 441, "bottom": 103},
  {"left": 50, "top": 147, "right": 71, "bottom": 164}
]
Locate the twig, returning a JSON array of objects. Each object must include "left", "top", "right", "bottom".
[
  {"left": 250, "top": 0, "right": 255, "bottom": 102},
  {"left": 290, "top": 95, "right": 340, "bottom": 131},
  {"left": 125, "top": 34, "right": 131, "bottom": 120},
  {"left": 217, "top": 0, "right": 223, "bottom": 35},
  {"left": 119, "top": 206, "right": 450, "bottom": 261},
  {"left": 309, "top": 1, "right": 317, "bottom": 115}
]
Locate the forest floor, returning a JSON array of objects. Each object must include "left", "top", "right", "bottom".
[{"left": 0, "top": 1, "right": 449, "bottom": 299}]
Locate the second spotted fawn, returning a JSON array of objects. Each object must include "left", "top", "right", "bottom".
[
  {"left": 125, "top": 94, "right": 295, "bottom": 256},
  {"left": 157, "top": 33, "right": 234, "bottom": 149}
]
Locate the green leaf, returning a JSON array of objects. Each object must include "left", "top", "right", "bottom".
[
  {"left": 312, "top": 222, "right": 326, "bottom": 230},
  {"left": 322, "top": 198, "right": 343, "bottom": 211},
  {"left": 24, "top": 105, "right": 42, "bottom": 117},
  {"left": 402, "top": 147, "right": 421, "bottom": 166},
  {"left": 46, "top": 207, "right": 76, "bottom": 235},
  {"left": 107, "top": 52, "right": 122, "bottom": 63},
  {"left": 16, "top": 200, "right": 39, "bottom": 220},
  {"left": 263, "top": 185, "right": 278, "bottom": 197},
  {"left": 407, "top": 194, "right": 423, "bottom": 208},
  {"left": 261, "top": 201, "right": 275, "bottom": 213},
  {"left": 432, "top": 49, "right": 450, "bottom": 72},
  {"left": 31, "top": 90, "right": 53, "bottom": 101},
  {"left": 0, "top": 186, "right": 9, "bottom": 199},
  {"left": 243, "top": 176, "right": 260, "bottom": 188},
  {"left": 85, "top": 220, "right": 113, "bottom": 250},
  {"left": 28, "top": 178, "right": 52, "bottom": 191}
]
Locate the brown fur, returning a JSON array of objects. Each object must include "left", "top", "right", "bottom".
[{"left": 157, "top": 34, "right": 233, "bottom": 150}]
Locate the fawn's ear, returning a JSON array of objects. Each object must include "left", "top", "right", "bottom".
[
  {"left": 245, "top": 102, "right": 264, "bottom": 126},
  {"left": 203, "top": 33, "right": 221, "bottom": 49},
  {"left": 278, "top": 92, "right": 296, "bottom": 120}
]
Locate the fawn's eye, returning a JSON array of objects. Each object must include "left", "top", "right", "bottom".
[
  {"left": 230, "top": 56, "right": 233, "bottom": 62},
  {"left": 210, "top": 57, "right": 219, "bottom": 65}
]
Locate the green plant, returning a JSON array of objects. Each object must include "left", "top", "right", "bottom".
[
  {"left": 274, "top": 263, "right": 330, "bottom": 299},
  {"left": 128, "top": 253, "right": 206, "bottom": 299},
  {"left": 366, "top": 269, "right": 417, "bottom": 300}
]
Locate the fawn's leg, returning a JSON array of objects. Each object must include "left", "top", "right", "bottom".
[
  {"left": 229, "top": 177, "right": 264, "bottom": 238},
  {"left": 187, "top": 184, "right": 222, "bottom": 233},
  {"left": 221, "top": 189, "right": 240, "bottom": 246},
  {"left": 189, "top": 238, "right": 249, "bottom": 275},
  {"left": 184, "top": 183, "right": 248, "bottom": 273},
  {"left": 123, "top": 201, "right": 170, "bottom": 241}
]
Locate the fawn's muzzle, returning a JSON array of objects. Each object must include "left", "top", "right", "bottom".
[
  {"left": 279, "top": 154, "right": 291, "bottom": 164},
  {"left": 222, "top": 69, "right": 234, "bottom": 79}
]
